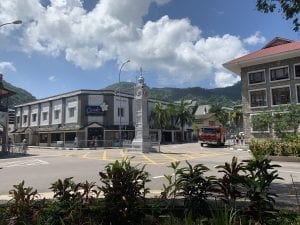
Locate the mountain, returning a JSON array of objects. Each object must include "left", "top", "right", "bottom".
[
  {"left": 3, "top": 81, "right": 36, "bottom": 108},
  {"left": 104, "top": 81, "right": 242, "bottom": 106}
]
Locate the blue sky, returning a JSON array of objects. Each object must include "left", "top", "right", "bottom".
[{"left": 0, "top": 0, "right": 299, "bottom": 99}]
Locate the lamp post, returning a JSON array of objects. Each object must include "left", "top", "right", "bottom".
[
  {"left": 118, "top": 59, "right": 130, "bottom": 147},
  {"left": 0, "top": 20, "right": 22, "bottom": 28}
]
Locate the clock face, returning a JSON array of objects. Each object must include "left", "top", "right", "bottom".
[{"left": 136, "top": 89, "right": 142, "bottom": 97}]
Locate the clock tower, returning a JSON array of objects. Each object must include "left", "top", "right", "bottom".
[{"left": 131, "top": 72, "right": 151, "bottom": 153}]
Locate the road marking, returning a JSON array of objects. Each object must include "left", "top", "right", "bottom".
[
  {"left": 161, "top": 154, "right": 179, "bottom": 162},
  {"left": 142, "top": 154, "right": 157, "bottom": 164},
  {"left": 102, "top": 150, "right": 107, "bottom": 160},
  {"left": 279, "top": 170, "right": 300, "bottom": 174},
  {"left": 152, "top": 175, "right": 165, "bottom": 179},
  {"left": 82, "top": 152, "right": 90, "bottom": 158},
  {"left": 0, "top": 159, "right": 49, "bottom": 168}
]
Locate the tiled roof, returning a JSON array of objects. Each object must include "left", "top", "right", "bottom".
[{"left": 225, "top": 41, "right": 300, "bottom": 65}]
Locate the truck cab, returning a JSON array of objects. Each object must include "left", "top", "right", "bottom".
[{"left": 198, "top": 126, "right": 227, "bottom": 147}]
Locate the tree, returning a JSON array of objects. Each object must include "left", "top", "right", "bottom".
[
  {"left": 150, "top": 102, "right": 168, "bottom": 142},
  {"left": 251, "top": 104, "right": 300, "bottom": 138},
  {"left": 229, "top": 108, "right": 243, "bottom": 131},
  {"left": 166, "top": 103, "right": 177, "bottom": 129},
  {"left": 175, "top": 100, "right": 194, "bottom": 142},
  {"left": 251, "top": 111, "right": 273, "bottom": 133},
  {"left": 285, "top": 104, "right": 300, "bottom": 135},
  {"left": 209, "top": 104, "right": 229, "bottom": 127},
  {"left": 256, "top": 0, "right": 300, "bottom": 31}
]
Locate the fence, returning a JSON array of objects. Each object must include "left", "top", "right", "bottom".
[{"left": 8, "top": 143, "right": 27, "bottom": 154}]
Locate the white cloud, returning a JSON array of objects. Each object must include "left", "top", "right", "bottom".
[
  {"left": 214, "top": 71, "right": 240, "bottom": 88},
  {"left": 48, "top": 75, "right": 56, "bottom": 82},
  {"left": 243, "top": 31, "right": 266, "bottom": 45},
  {"left": 0, "top": 61, "right": 16, "bottom": 72},
  {"left": 0, "top": 0, "right": 249, "bottom": 88}
]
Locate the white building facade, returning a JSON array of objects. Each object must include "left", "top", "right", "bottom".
[{"left": 12, "top": 90, "right": 138, "bottom": 147}]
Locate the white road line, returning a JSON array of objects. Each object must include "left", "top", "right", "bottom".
[
  {"left": 152, "top": 175, "right": 165, "bottom": 179},
  {"left": 278, "top": 170, "right": 300, "bottom": 174},
  {"left": 0, "top": 159, "right": 49, "bottom": 168}
]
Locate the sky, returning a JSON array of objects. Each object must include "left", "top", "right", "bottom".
[{"left": 0, "top": 0, "right": 299, "bottom": 99}]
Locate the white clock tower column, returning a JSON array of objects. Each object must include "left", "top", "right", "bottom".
[{"left": 131, "top": 74, "right": 151, "bottom": 153}]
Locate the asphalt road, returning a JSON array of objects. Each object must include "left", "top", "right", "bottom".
[{"left": 0, "top": 143, "right": 299, "bottom": 206}]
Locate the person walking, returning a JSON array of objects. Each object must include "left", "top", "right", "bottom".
[{"left": 22, "top": 138, "right": 28, "bottom": 154}]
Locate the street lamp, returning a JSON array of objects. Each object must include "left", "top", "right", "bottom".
[
  {"left": 0, "top": 20, "right": 22, "bottom": 28},
  {"left": 118, "top": 59, "right": 130, "bottom": 147}
]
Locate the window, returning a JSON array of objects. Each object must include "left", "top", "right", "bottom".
[
  {"left": 271, "top": 86, "right": 290, "bottom": 105},
  {"left": 32, "top": 114, "right": 37, "bottom": 122},
  {"left": 249, "top": 89, "right": 267, "bottom": 107},
  {"left": 270, "top": 66, "right": 289, "bottom": 81},
  {"left": 118, "top": 107, "right": 124, "bottom": 117},
  {"left": 42, "top": 112, "right": 48, "bottom": 121},
  {"left": 248, "top": 70, "right": 265, "bottom": 84},
  {"left": 54, "top": 110, "right": 60, "bottom": 119},
  {"left": 295, "top": 64, "right": 300, "bottom": 78},
  {"left": 23, "top": 115, "right": 27, "bottom": 124},
  {"left": 69, "top": 107, "right": 75, "bottom": 118},
  {"left": 16, "top": 116, "right": 20, "bottom": 124},
  {"left": 297, "top": 85, "right": 300, "bottom": 103}
]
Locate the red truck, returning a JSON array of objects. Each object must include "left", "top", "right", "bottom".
[{"left": 198, "top": 126, "right": 227, "bottom": 146}]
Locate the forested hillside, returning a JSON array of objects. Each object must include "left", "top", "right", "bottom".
[
  {"left": 104, "top": 81, "right": 242, "bottom": 106},
  {"left": 3, "top": 81, "right": 36, "bottom": 107}
]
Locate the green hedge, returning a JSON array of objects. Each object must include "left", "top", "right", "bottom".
[{"left": 249, "top": 139, "right": 300, "bottom": 157}]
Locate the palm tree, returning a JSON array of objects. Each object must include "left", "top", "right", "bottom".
[
  {"left": 150, "top": 102, "right": 168, "bottom": 142},
  {"left": 209, "top": 103, "right": 229, "bottom": 127},
  {"left": 166, "top": 103, "right": 177, "bottom": 129},
  {"left": 229, "top": 108, "right": 243, "bottom": 132},
  {"left": 175, "top": 100, "right": 194, "bottom": 142}
]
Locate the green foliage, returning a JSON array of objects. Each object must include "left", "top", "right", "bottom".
[
  {"left": 104, "top": 81, "right": 241, "bottom": 106},
  {"left": 215, "top": 157, "right": 245, "bottom": 208},
  {"left": 249, "top": 138, "right": 300, "bottom": 157},
  {"left": 3, "top": 80, "right": 36, "bottom": 107},
  {"left": 162, "top": 161, "right": 214, "bottom": 217},
  {"left": 252, "top": 104, "right": 300, "bottom": 137},
  {"left": 99, "top": 157, "right": 150, "bottom": 225},
  {"left": 150, "top": 102, "right": 169, "bottom": 129},
  {"left": 176, "top": 101, "right": 194, "bottom": 141},
  {"left": 209, "top": 205, "right": 237, "bottom": 225},
  {"left": 256, "top": 0, "right": 300, "bottom": 31},
  {"left": 251, "top": 111, "right": 272, "bottom": 132},
  {"left": 242, "top": 155, "right": 283, "bottom": 222},
  {"left": 4, "top": 180, "right": 43, "bottom": 225},
  {"left": 209, "top": 104, "right": 229, "bottom": 126},
  {"left": 266, "top": 208, "right": 300, "bottom": 225},
  {"left": 40, "top": 177, "right": 101, "bottom": 225},
  {"left": 0, "top": 155, "right": 299, "bottom": 225}
]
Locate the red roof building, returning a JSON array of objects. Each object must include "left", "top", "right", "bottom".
[{"left": 223, "top": 37, "right": 300, "bottom": 139}]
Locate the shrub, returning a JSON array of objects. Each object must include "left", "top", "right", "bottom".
[
  {"left": 39, "top": 177, "right": 101, "bottom": 225},
  {"left": 161, "top": 161, "right": 214, "bottom": 218},
  {"left": 99, "top": 157, "right": 150, "bottom": 225},
  {"left": 242, "top": 155, "right": 283, "bottom": 223},
  {"left": 249, "top": 138, "right": 300, "bottom": 157},
  {"left": 215, "top": 156, "right": 245, "bottom": 208},
  {"left": 4, "top": 181, "right": 44, "bottom": 225}
]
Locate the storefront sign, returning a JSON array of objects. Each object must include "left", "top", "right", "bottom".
[{"left": 86, "top": 102, "right": 108, "bottom": 116}]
